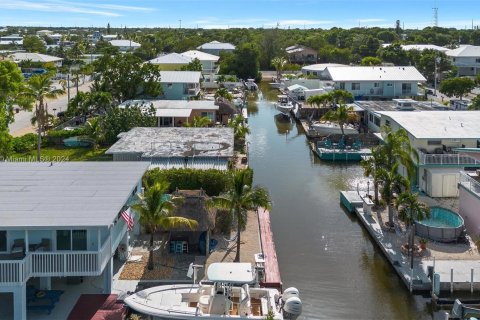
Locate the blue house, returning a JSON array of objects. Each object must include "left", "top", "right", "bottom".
[
  {"left": 160, "top": 71, "right": 202, "bottom": 100},
  {"left": 0, "top": 162, "right": 148, "bottom": 319}
]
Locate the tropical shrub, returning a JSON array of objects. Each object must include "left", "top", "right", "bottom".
[{"left": 12, "top": 133, "right": 37, "bottom": 153}]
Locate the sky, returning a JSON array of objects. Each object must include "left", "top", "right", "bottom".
[{"left": 0, "top": 0, "right": 479, "bottom": 30}]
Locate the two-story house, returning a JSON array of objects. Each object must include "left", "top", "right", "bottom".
[
  {"left": 324, "top": 66, "right": 426, "bottom": 99},
  {"left": 148, "top": 53, "right": 192, "bottom": 71},
  {"left": 446, "top": 45, "right": 480, "bottom": 76},
  {"left": 374, "top": 111, "right": 480, "bottom": 198},
  {"left": 159, "top": 71, "right": 202, "bottom": 100},
  {"left": 285, "top": 45, "right": 318, "bottom": 64},
  {"left": 0, "top": 162, "right": 148, "bottom": 319}
]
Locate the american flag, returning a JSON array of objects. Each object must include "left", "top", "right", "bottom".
[{"left": 121, "top": 209, "right": 134, "bottom": 231}]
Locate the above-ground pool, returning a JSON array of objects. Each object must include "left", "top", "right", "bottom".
[{"left": 415, "top": 207, "right": 464, "bottom": 242}]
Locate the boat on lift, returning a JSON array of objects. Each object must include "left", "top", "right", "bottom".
[{"left": 124, "top": 262, "right": 302, "bottom": 319}]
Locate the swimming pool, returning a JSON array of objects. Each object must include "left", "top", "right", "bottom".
[{"left": 415, "top": 207, "right": 464, "bottom": 242}]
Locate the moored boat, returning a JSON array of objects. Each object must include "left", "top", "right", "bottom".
[
  {"left": 125, "top": 262, "right": 302, "bottom": 319},
  {"left": 274, "top": 95, "right": 294, "bottom": 116},
  {"left": 309, "top": 121, "right": 358, "bottom": 135}
]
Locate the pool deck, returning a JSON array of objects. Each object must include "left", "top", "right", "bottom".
[{"left": 340, "top": 190, "right": 480, "bottom": 293}]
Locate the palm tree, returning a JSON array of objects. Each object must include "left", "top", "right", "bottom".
[
  {"left": 395, "top": 192, "right": 430, "bottom": 226},
  {"left": 207, "top": 169, "right": 271, "bottom": 262},
  {"left": 214, "top": 88, "right": 233, "bottom": 102},
  {"left": 330, "top": 89, "right": 353, "bottom": 105},
  {"left": 271, "top": 57, "right": 287, "bottom": 80},
  {"left": 360, "top": 146, "right": 385, "bottom": 205},
  {"left": 228, "top": 115, "right": 250, "bottom": 142},
  {"left": 24, "top": 74, "right": 65, "bottom": 161},
  {"left": 321, "top": 104, "right": 358, "bottom": 137},
  {"left": 131, "top": 182, "right": 198, "bottom": 270},
  {"left": 306, "top": 93, "right": 333, "bottom": 109},
  {"left": 184, "top": 116, "right": 211, "bottom": 127},
  {"left": 377, "top": 163, "right": 410, "bottom": 228},
  {"left": 380, "top": 126, "right": 418, "bottom": 180},
  {"left": 84, "top": 117, "right": 104, "bottom": 150}
]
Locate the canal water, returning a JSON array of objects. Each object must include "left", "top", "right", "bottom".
[{"left": 247, "top": 84, "right": 431, "bottom": 319}]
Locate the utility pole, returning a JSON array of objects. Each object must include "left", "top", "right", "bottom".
[
  {"left": 432, "top": 0, "right": 438, "bottom": 27},
  {"left": 179, "top": 19, "right": 182, "bottom": 29}
]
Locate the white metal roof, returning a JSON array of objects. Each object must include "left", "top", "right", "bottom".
[
  {"left": 181, "top": 50, "right": 220, "bottom": 62},
  {"left": 197, "top": 41, "right": 235, "bottom": 50},
  {"left": 120, "top": 100, "right": 218, "bottom": 111},
  {"left": 446, "top": 45, "right": 480, "bottom": 58},
  {"left": 401, "top": 44, "right": 449, "bottom": 52},
  {"left": 325, "top": 66, "right": 426, "bottom": 82},
  {"left": 377, "top": 111, "right": 480, "bottom": 139},
  {"left": 9, "top": 52, "right": 62, "bottom": 63},
  {"left": 301, "top": 63, "right": 347, "bottom": 72},
  {"left": 287, "top": 84, "right": 308, "bottom": 91},
  {"left": 109, "top": 39, "right": 141, "bottom": 48},
  {"left": 148, "top": 53, "right": 192, "bottom": 65},
  {"left": 160, "top": 71, "right": 201, "bottom": 83},
  {"left": 155, "top": 108, "right": 192, "bottom": 117},
  {"left": 207, "top": 263, "right": 254, "bottom": 283},
  {"left": 0, "top": 162, "right": 149, "bottom": 228}
]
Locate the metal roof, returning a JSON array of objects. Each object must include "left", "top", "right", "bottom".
[
  {"left": 119, "top": 100, "right": 218, "bottom": 111},
  {"left": 181, "top": 50, "right": 220, "bottom": 62},
  {"left": 401, "top": 44, "right": 449, "bottom": 52},
  {"left": 376, "top": 111, "right": 480, "bottom": 139},
  {"left": 9, "top": 52, "right": 62, "bottom": 62},
  {"left": 148, "top": 53, "right": 192, "bottom": 65},
  {"left": 0, "top": 162, "right": 149, "bottom": 228},
  {"left": 446, "top": 45, "right": 480, "bottom": 58},
  {"left": 106, "top": 127, "right": 234, "bottom": 158},
  {"left": 160, "top": 71, "right": 201, "bottom": 83},
  {"left": 197, "top": 41, "right": 236, "bottom": 50},
  {"left": 155, "top": 108, "right": 192, "bottom": 117},
  {"left": 325, "top": 66, "right": 426, "bottom": 82},
  {"left": 301, "top": 63, "right": 347, "bottom": 72},
  {"left": 109, "top": 39, "right": 141, "bottom": 48}
]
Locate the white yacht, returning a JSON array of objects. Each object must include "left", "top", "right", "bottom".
[
  {"left": 274, "top": 95, "right": 294, "bottom": 116},
  {"left": 244, "top": 79, "right": 258, "bottom": 91},
  {"left": 310, "top": 121, "right": 358, "bottom": 135},
  {"left": 124, "top": 262, "right": 302, "bottom": 319}
]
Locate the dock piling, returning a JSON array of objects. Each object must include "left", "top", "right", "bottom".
[
  {"left": 451, "top": 268, "right": 454, "bottom": 294},
  {"left": 410, "top": 268, "right": 413, "bottom": 293},
  {"left": 472, "top": 268, "right": 474, "bottom": 293}
]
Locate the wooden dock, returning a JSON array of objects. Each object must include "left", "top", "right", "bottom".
[{"left": 258, "top": 208, "right": 282, "bottom": 290}]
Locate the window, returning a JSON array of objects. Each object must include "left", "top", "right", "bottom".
[
  {"left": 374, "top": 82, "right": 380, "bottom": 88},
  {"left": 201, "top": 112, "right": 214, "bottom": 121},
  {"left": 369, "top": 114, "right": 373, "bottom": 122},
  {"left": 453, "top": 58, "right": 456, "bottom": 62},
  {"left": 351, "top": 83, "right": 360, "bottom": 90},
  {"left": 339, "top": 82, "right": 345, "bottom": 90},
  {"left": 386, "top": 83, "right": 393, "bottom": 87},
  {"left": 402, "top": 83, "right": 412, "bottom": 94},
  {"left": 476, "top": 58, "right": 480, "bottom": 63},
  {"left": 374, "top": 116, "right": 381, "bottom": 127},
  {"left": 427, "top": 140, "right": 442, "bottom": 145},
  {"left": 0, "top": 231, "right": 6, "bottom": 251},
  {"left": 385, "top": 120, "right": 390, "bottom": 127},
  {"left": 56, "top": 230, "right": 87, "bottom": 251},
  {"left": 313, "top": 71, "right": 317, "bottom": 76}
]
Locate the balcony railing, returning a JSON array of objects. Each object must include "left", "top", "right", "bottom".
[
  {"left": 459, "top": 171, "right": 480, "bottom": 197},
  {"left": 418, "top": 150, "right": 480, "bottom": 166},
  {"left": 0, "top": 235, "right": 114, "bottom": 285}
]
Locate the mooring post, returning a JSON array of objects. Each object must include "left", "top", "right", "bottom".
[
  {"left": 410, "top": 268, "right": 413, "bottom": 293},
  {"left": 450, "top": 268, "right": 454, "bottom": 294},
  {"left": 471, "top": 268, "right": 474, "bottom": 294}
]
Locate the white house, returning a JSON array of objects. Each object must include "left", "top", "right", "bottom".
[
  {"left": 324, "top": 66, "right": 426, "bottom": 99},
  {"left": 8, "top": 52, "right": 63, "bottom": 67},
  {"left": 0, "top": 34, "right": 23, "bottom": 46},
  {"left": 181, "top": 50, "right": 220, "bottom": 74},
  {"left": 148, "top": 53, "right": 192, "bottom": 71},
  {"left": 0, "top": 162, "right": 148, "bottom": 319},
  {"left": 375, "top": 111, "right": 480, "bottom": 197},
  {"left": 446, "top": 45, "right": 480, "bottom": 76},
  {"left": 109, "top": 39, "right": 141, "bottom": 52},
  {"left": 381, "top": 43, "right": 448, "bottom": 53},
  {"left": 197, "top": 41, "right": 235, "bottom": 56},
  {"left": 301, "top": 63, "right": 347, "bottom": 79}
]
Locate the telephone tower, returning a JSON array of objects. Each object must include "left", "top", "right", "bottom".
[{"left": 433, "top": 0, "right": 438, "bottom": 27}]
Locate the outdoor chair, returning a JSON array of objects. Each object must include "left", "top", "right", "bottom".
[
  {"left": 11, "top": 239, "right": 25, "bottom": 253},
  {"left": 35, "top": 238, "right": 51, "bottom": 251}
]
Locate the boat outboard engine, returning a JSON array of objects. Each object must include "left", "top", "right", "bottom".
[{"left": 281, "top": 288, "right": 302, "bottom": 320}]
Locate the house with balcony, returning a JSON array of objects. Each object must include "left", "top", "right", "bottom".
[
  {"left": 285, "top": 45, "right": 318, "bottom": 65},
  {"left": 446, "top": 45, "right": 480, "bottom": 76},
  {"left": 119, "top": 99, "right": 234, "bottom": 127},
  {"left": 0, "top": 162, "right": 148, "bottom": 319},
  {"left": 106, "top": 127, "right": 234, "bottom": 170},
  {"left": 323, "top": 66, "right": 426, "bottom": 99},
  {"left": 148, "top": 53, "right": 192, "bottom": 71},
  {"left": 181, "top": 50, "right": 220, "bottom": 75},
  {"left": 375, "top": 111, "right": 480, "bottom": 197},
  {"left": 159, "top": 71, "right": 202, "bottom": 100}
]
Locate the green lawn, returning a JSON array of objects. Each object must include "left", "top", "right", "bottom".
[{"left": 10, "top": 146, "right": 112, "bottom": 162}]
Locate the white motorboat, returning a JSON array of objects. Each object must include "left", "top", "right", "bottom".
[
  {"left": 310, "top": 121, "right": 358, "bottom": 135},
  {"left": 244, "top": 79, "right": 258, "bottom": 91},
  {"left": 125, "top": 262, "right": 302, "bottom": 320},
  {"left": 274, "top": 95, "right": 294, "bottom": 116}
]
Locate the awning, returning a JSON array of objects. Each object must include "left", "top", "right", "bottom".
[
  {"left": 156, "top": 109, "right": 192, "bottom": 117},
  {"left": 373, "top": 132, "right": 384, "bottom": 141}
]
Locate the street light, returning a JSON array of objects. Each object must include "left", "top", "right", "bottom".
[{"left": 434, "top": 56, "right": 441, "bottom": 96}]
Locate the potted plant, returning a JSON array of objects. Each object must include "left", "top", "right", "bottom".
[{"left": 419, "top": 238, "right": 428, "bottom": 250}]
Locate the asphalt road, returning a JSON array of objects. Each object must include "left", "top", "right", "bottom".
[{"left": 8, "top": 79, "right": 92, "bottom": 137}]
